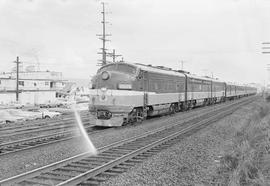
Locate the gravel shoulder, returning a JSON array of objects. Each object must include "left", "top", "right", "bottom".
[{"left": 101, "top": 97, "right": 269, "bottom": 186}]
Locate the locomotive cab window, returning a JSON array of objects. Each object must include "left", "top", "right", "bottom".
[
  {"left": 98, "top": 63, "right": 137, "bottom": 75},
  {"left": 117, "top": 64, "right": 137, "bottom": 74},
  {"left": 98, "top": 64, "right": 116, "bottom": 73}
]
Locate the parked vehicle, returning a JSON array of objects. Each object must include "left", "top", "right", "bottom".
[
  {"left": 39, "top": 100, "right": 65, "bottom": 108},
  {"left": 8, "top": 102, "right": 24, "bottom": 109},
  {"left": 26, "top": 108, "right": 61, "bottom": 119},
  {"left": 0, "top": 110, "right": 25, "bottom": 124},
  {"left": 7, "top": 109, "right": 40, "bottom": 121}
]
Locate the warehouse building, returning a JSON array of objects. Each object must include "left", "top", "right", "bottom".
[{"left": 0, "top": 67, "right": 66, "bottom": 106}]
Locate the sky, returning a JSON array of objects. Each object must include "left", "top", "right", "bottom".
[{"left": 0, "top": 0, "right": 270, "bottom": 85}]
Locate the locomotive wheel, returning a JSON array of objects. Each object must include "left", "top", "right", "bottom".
[
  {"left": 136, "top": 108, "right": 145, "bottom": 123},
  {"left": 169, "top": 104, "right": 176, "bottom": 114},
  {"left": 126, "top": 108, "right": 145, "bottom": 125}
]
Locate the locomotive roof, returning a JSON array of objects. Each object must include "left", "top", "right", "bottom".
[
  {"left": 134, "top": 63, "right": 186, "bottom": 78},
  {"left": 131, "top": 63, "right": 225, "bottom": 83},
  {"left": 185, "top": 73, "right": 219, "bottom": 82},
  {"left": 226, "top": 82, "right": 248, "bottom": 87},
  {"left": 134, "top": 63, "right": 220, "bottom": 82},
  {"left": 102, "top": 63, "right": 254, "bottom": 89}
]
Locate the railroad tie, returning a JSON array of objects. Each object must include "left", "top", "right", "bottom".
[
  {"left": 51, "top": 170, "right": 78, "bottom": 177},
  {"left": 36, "top": 173, "right": 67, "bottom": 181},
  {"left": 101, "top": 171, "right": 119, "bottom": 176},
  {"left": 80, "top": 179, "right": 100, "bottom": 185},
  {"left": 109, "top": 168, "right": 125, "bottom": 173},
  {"left": 91, "top": 176, "right": 107, "bottom": 182},
  {"left": 115, "top": 165, "right": 130, "bottom": 169},
  {"left": 57, "top": 166, "right": 86, "bottom": 173}
]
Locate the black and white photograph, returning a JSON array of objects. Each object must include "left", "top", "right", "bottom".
[{"left": 0, "top": 0, "right": 269, "bottom": 185}]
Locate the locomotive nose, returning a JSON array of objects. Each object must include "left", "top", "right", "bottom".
[{"left": 101, "top": 71, "right": 110, "bottom": 80}]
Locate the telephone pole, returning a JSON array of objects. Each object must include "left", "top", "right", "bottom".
[
  {"left": 13, "top": 56, "right": 21, "bottom": 102},
  {"left": 108, "top": 49, "right": 122, "bottom": 63},
  {"left": 180, "top": 60, "right": 186, "bottom": 70},
  {"left": 119, "top": 57, "right": 124, "bottom": 63},
  {"left": 262, "top": 42, "right": 270, "bottom": 54},
  {"left": 97, "top": 2, "right": 111, "bottom": 66},
  {"left": 262, "top": 42, "right": 270, "bottom": 94}
]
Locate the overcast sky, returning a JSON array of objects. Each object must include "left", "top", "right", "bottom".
[{"left": 0, "top": 0, "right": 270, "bottom": 85}]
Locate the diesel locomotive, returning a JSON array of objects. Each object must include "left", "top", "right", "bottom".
[{"left": 89, "top": 62, "right": 257, "bottom": 127}]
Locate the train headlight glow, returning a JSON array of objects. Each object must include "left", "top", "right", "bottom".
[
  {"left": 101, "top": 71, "right": 110, "bottom": 80},
  {"left": 118, "top": 83, "right": 132, "bottom": 90}
]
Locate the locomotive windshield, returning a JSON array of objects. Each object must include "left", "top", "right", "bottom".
[{"left": 98, "top": 63, "right": 137, "bottom": 75}]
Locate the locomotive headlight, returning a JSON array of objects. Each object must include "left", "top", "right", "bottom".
[
  {"left": 101, "top": 71, "right": 110, "bottom": 80},
  {"left": 118, "top": 83, "right": 132, "bottom": 90}
]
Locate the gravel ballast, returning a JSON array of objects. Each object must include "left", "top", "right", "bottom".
[
  {"left": 0, "top": 102, "right": 224, "bottom": 180},
  {"left": 0, "top": 98, "right": 260, "bottom": 185},
  {"left": 100, "top": 98, "right": 267, "bottom": 185}
]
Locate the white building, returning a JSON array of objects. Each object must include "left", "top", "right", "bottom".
[{"left": 0, "top": 68, "right": 66, "bottom": 105}]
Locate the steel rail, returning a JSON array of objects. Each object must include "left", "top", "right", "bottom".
[
  {"left": 0, "top": 111, "right": 88, "bottom": 132},
  {"left": 0, "top": 113, "right": 90, "bottom": 138},
  {"left": 0, "top": 97, "right": 250, "bottom": 156},
  {"left": 0, "top": 97, "right": 254, "bottom": 185},
  {"left": 0, "top": 124, "right": 95, "bottom": 156},
  {"left": 58, "top": 99, "right": 252, "bottom": 185}
]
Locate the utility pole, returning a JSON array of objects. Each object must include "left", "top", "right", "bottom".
[
  {"left": 262, "top": 42, "right": 270, "bottom": 96},
  {"left": 119, "top": 57, "right": 124, "bottom": 63},
  {"left": 97, "top": 2, "right": 111, "bottom": 66},
  {"left": 107, "top": 49, "right": 122, "bottom": 63},
  {"left": 180, "top": 60, "right": 186, "bottom": 70},
  {"left": 202, "top": 69, "right": 209, "bottom": 77},
  {"left": 262, "top": 42, "right": 270, "bottom": 54},
  {"left": 13, "top": 56, "right": 21, "bottom": 102},
  {"left": 262, "top": 42, "right": 270, "bottom": 84}
]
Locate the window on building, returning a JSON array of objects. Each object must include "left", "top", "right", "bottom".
[
  {"left": 0, "top": 80, "right": 1, "bottom": 85},
  {"left": 45, "top": 82, "right": 49, "bottom": 86},
  {"left": 34, "top": 82, "right": 37, "bottom": 86},
  {"left": 19, "top": 81, "right": 24, "bottom": 86}
]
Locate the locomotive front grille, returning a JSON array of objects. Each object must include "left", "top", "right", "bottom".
[{"left": 97, "top": 110, "right": 112, "bottom": 120}]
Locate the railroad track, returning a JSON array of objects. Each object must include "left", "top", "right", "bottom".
[
  {"left": 0, "top": 112, "right": 91, "bottom": 143},
  {"left": 0, "top": 111, "right": 78, "bottom": 132},
  {"left": 0, "top": 97, "right": 255, "bottom": 186},
  {"left": 0, "top": 97, "right": 251, "bottom": 157},
  {"left": 0, "top": 123, "right": 97, "bottom": 156},
  {"left": 0, "top": 111, "right": 89, "bottom": 134}
]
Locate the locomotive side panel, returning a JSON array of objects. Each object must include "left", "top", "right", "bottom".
[
  {"left": 226, "top": 84, "right": 236, "bottom": 98},
  {"left": 235, "top": 85, "right": 245, "bottom": 97},
  {"left": 146, "top": 71, "right": 186, "bottom": 104},
  {"left": 186, "top": 76, "right": 212, "bottom": 106},
  {"left": 147, "top": 92, "right": 185, "bottom": 105},
  {"left": 212, "top": 81, "right": 226, "bottom": 102},
  {"left": 142, "top": 70, "right": 186, "bottom": 115}
]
